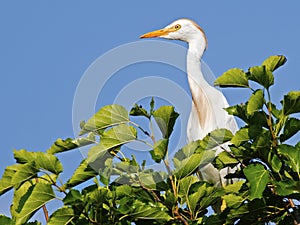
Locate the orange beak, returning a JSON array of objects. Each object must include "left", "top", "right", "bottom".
[{"left": 140, "top": 27, "right": 176, "bottom": 39}]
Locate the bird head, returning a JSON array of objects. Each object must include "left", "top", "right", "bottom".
[{"left": 140, "top": 18, "right": 207, "bottom": 47}]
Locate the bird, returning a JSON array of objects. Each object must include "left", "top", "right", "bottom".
[{"left": 140, "top": 18, "right": 238, "bottom": 187}]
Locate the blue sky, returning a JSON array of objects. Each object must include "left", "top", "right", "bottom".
[{"left": 1, "top": 1, "right": 300, "bottom": 223}]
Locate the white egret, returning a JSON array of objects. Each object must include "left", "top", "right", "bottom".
[{"left": 140, "top": 19, "right": 238, "bottom": 187}]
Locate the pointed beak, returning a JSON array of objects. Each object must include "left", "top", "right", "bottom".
[{"left": 140, "top": 27, "right": 175, "bottom": 39}]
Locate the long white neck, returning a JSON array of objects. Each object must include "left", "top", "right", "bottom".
[{"left": 186, "top": 38, "right": 214, "bottom": 131}]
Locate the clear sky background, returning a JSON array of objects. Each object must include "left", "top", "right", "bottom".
[{"left": 1, "top": 1, "right": 300, "bottom": 223}]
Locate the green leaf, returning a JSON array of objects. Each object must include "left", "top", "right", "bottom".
[
  {"left": 174, "top": 150, "right": 215, "bottom": 179},
  {"left": 214, "top": 151, "right": 239, "bottom": 170},
  {"left": 130, "top": 104, "right": 150, "bottom": 119},
  {"left": 223, "top": 194, "right": 244, "bottom": 208},
  {"left": 152, "top": 106, "right": 179, "bottom": 139},
  {"left": 247, "top": 89, "right": 264, "bottom": 115},
  {"left": 47, "top": 207, "right": 74, "bottom": 225},
  {"left": 214, "top": 68, "right": 249, "bottom": 88},
  {"left": 280, "top": 117, "right": 300, "bottom": 142},
  {"left": 244, "top": 164, "right": 269, "bottom": 200},
  {"left": 80, "top": 104, "right": 129, "bottom": 135},
  {"left": 225, "top": 104, "right": 248, "bottom": 122},
  {"left": 87, "top": 124, "right": 137, "bottom": 164},
  {"left": 282, "top": 91, "right": 300, "bottom": 115},
  {"left": 197, "top": 129, "right": 234, "bottom": 151},
  {"left": 0, "top": 164, "right": 22, "bottom": 195},
  {"left": 47, "top": 136, "right": 95, "bottom": 154},
  {"left": 15, "top": 183, "right": 55, "bottom": 225},
  {"left": 10, "top": 162, "right": 39, "bottom": 187},
  {"left": 0, "top": 215, "right": 14, "bottom": 225},
  {"left": 224, "top": 181, "right": 245, "bottom": 194},
  {"left": 248, "top": 65, "right": 274, "bottom": 89},
  {"left": 150, "top": 139, "right": 168, "bottom": 163},
  {"left": 278, "top": 144, "right": 300, "bottom": 175},
  {"left": 274, "top": 180, "right": 300, "bottom": 196},
  {"left": 231, "top": 128, "right": 250, "bottom": 146},
  {"left": 63, "top": 159, "right": 98, "bottom": 189},
  {"left": 262, "top": 55, "right": 287, "bottom": 72},
  {"left": 14, "top": 149, "right": 63, "bottom": 175}
]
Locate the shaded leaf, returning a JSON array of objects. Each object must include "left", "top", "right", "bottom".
[
  {"left": 225, "top": 104, "right": 248, "bottom": 122},
  {"left": 63, "top": 159, "right": 98, "bottom": 189},
  {"left": 278, "top": 144, "right": 300, "bottom": 175},
  {"left": 274, "top": 180, "right": 300, "bottom": 196},
  {"left": 0, "top": 215, "right": 14, "bottom": 225},
  {"left": 150, "top": 139, "right": 168, "bottom": 163},
  {"left": 214, "top": 68, "right": 249, "bottom": 88},
  {"left": 248, "top": 65, "right": 274, "bottom": 89},
  {"left": 80, "top": 104, "right": 129, "bottom": 135},
  {"left": 244, "top": 164, "right": 269, "bottom": 200},
  {"left": 152, "top": 106, "right": 179, "bottom": 138},
  {"left": 214, "top": 151, "right": 239, "bottom": 170},
  {"left": 282, "top": 91, "right": 300, "bottom": 115},
  {"left": 130, "top": 104, "right": 150, "bottom": 119},
  {"left": 280, "top": 117, "right": 300, "bottom": 142},
  {"left": 47, "top": 207, "right": 74, "bottom": 225},
  {"left": 247, "top": 89, "right": 264, "bottom": 115},
  {"left": 262, "top": 55, "right": 287, "bottom": 72}
]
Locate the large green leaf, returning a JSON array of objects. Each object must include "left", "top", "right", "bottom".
[
  {"left": 14, "top": 149, "right": 63, "bottom": 175},
  {"left": 47, "top": 207, "right": 74, "bottom": 225},
  {"left": 87, "top": 124, "right": 137, "bottom": 164},
  {"left": 47, "top": 136, "right": 95, "bottom": 154},
  {"left": 248, "top": 65, "right": 274, "bottom": 89},
  {"left": 280, "top": 117, "right": 300, "bottom": 142},
  {"left": 0, "top": 164, "right": 22, "bottom": 195},
  {"left": 247, "top": 89, "right": 264, "bottom": 115},
  {"left": 262, "top": 55, "right": 287, "bottom": 72},
  {"left": 63, "top": 159, "right": 98, "bottom": 189},
  {"left": 214, "top": 68, "right": 249, "bottom": 88},
  {"left": 10, "top": 162, "right": 39, "bottom": 187},
  {"left": 197, "top": 129, "right": 233, "bottom": 151},
  {"left": 174, "top": 150, "right": 215, "bottom": 179},
  {"left": 278, "top": 144, "right": 300, "bottom": 176},
  {"left": 244, "top": 164, "right": 269, "bottom": 200},
  {"left": 213, "top": 151, "right": 239, "bottom": 170},
  {"left": 150, "top": 139, "right": 168, "bottom": 163},
  {"left": 274, "top": 180, "right": 300, "bottom": 197},
  {"left": 80, "top": 104, "right": 129, "bottom": 135},
  {"left": 282, "top": 91, "right": 300, "bottom": 116},
  {"left": 14, "top": 183, "right": 55, "bottom": 225},
  {"left": 231, "top": 128, "right": 250, "bottom": 146},
  {"left": 121, "top": 200, "right": 172, "bottom": 221},
  {"left": 152, "top": 106, "right": 179, "bottom": 139}
]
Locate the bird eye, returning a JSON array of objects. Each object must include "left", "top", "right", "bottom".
[{"left": 174, "top": 24, "right": 181, "bottom": 30}]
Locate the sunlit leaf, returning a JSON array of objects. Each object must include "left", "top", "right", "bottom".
[
  {"left": 247, "top": 89, "right": 264, "bottom": 115},
  {"left": 273, "top": 180, "right": 300, "bottom": 196},
  {"left": 47, "top": 136, "right": 95, "bottom": 154},
  {"left": 10, "top": 162, "right": 39, "bottom": 187},
  {"left": 214, "top": 151, "right": 239, "bottom": 170},
  {"left": 0, "top": 215, "right": 14, "bottom": 225},
  {"left": 244, "top": 164, "right": 269, "bottom": 200},
  {"left": 262, "top": 55, "right": 287, "bottom": 72},
  {"left": 150, "top": 139, "right": 168, "bottom": 163},
  {"left": 197, "top": 129, "right": 233, "bottom": 151},
  {"left": 47, "top": 207, "right": 74, "bottom": 225},
  {"left": 225, "top": 104, "right": 248, "bottom": 122},
  {"left": 248, "top": 65, "right": 274, "bottom": 89},
  {"left": 282, "top": 91, "right": 300, "bottom": 116},
  {"left": 63, "top": 159, "right": 98, "bottom": 189},
  {"left": 231, "top": 128, "right": 250, "bottom": 146},
  {"left": 152, "top": 106, "right": 179, "bottom": 139},
  {"left": 80, "top": 104, "right": 129, "bottom": 135},
  {"left": 0, "top": 164, "right": 22, "bottom": 195},
  {"left": 15, "top": 183, "right": 55, "bottom": 225},
  {"left": 14, "top": 149, "right": 63, "bottom": 175},
  {"left": 214, "top": 68, "right": 249, "bottom": 88},
  {"left": 87, "top": 124, "right": 137, "bottom": 164}
]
